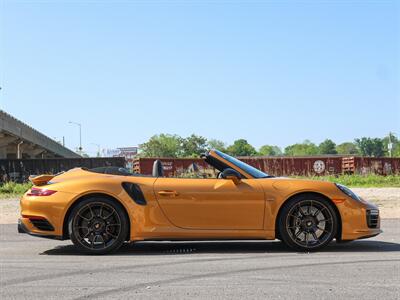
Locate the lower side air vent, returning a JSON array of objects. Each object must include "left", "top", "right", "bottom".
[{"left": 29, "top": 218, "right": 55, "bottom": 231}]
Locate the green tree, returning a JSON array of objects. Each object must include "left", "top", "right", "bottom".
[
  {"left": 284, "top": 140, "right": 319, "bottom": 156},
  {"left": 140, "top": 134, "right": 182, "bottom": 157},
  {"left": 226, "top": 139, "right": 257, "bottom": 156},
  {"left": 394, "top": 147, "right": 400, "bottom": 157},
  {"left": 181, "top": 134, "right": 208, "bottom": 157},
  {"left": 355, "top": 138, "right": 374, "bottom": 156},
  {"left": 258, "top": 145, "right": 282, "bottom": 156},
  {"left": 371, "top": 138, "right": 385, "bottom": 157},
  {"left": 355, "top": 137, "right": 384, "bottom": 157},
  {"left": 318, "top": 139, "right": 337, "bottom": 154},
  {"left": 208, "top": 139, "right": 226, "bottom": 152},
  {"left": 336, "top": 142, "right": 359, "bottom": 155}
]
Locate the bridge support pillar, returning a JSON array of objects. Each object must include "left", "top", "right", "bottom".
[
  {"left": 25, "top": 147, "right": 46, "bottom": 158},
  {"left": 0, "top": 146, "right": 6, "bottom": 159}
]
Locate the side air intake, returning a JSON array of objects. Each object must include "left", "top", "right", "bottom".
[{"left": 122, "top": 182, "right": 147, "bottom": 205}]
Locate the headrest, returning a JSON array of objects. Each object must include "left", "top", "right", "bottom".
[{"left": 152, "top": 160, "right": 164, "bottom": 177}]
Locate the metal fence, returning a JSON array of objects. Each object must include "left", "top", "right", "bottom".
[{"left": 0, "top": 157, "right": 125, "bottom": 182}]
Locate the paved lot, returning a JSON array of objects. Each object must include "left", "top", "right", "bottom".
[{"left": 1, "top": 220, "right": 399, "bottom": 300}]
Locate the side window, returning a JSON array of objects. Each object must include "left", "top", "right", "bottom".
[
  {"left": 177, "top": 170, "right": 218, "bottom": 179},
  {"left": 175, "top": 163, "right": 219, "bottom": 179}
]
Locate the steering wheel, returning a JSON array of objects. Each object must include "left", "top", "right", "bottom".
[{"left": 217, "top": 171, "right": 224, "bottom": 179}]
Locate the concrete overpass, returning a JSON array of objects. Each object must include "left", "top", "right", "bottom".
[{"left": 0, "top": 110, "right": 81, "bottom": 158}]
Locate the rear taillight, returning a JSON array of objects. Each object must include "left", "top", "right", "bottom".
[{"left": 27, "top": 187, "right": 57, "bottom": 196}]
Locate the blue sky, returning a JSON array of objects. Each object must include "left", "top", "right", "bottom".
[{"left": 1, "top": 0, "right": 399, "bottom": 155}]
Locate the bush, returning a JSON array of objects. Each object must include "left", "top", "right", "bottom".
[{"left": 0, "top": 182, "right": 32, "bottom": 196}]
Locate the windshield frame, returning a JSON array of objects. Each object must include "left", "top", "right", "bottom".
[{"left": 212, "top": 150, "right": 270, "bottom": 179}]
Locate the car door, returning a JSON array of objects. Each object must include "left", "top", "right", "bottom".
[{"left": 153, "top": 177, "right": 265, "bottom": 230}]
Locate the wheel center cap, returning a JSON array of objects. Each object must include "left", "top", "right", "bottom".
[
  {"left": 302, "top": 217, "right": 315, "bottom": 230},
  {"left": 91, "top": 219, "right": 105, "bottom": 232}
]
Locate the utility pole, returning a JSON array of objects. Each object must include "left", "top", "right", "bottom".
[
  {"left": 69, "top": 121, "right": 82, "bottom": 154},
  {"left": 388, "top": 132, "right": 393, "bottom": 158},
  {"left": 91, "top": 143, "right": 101, "bottom": 157}
]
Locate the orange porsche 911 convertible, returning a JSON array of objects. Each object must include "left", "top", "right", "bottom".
[{"left": 19, "top": 150, "right": 381, "bottom": 254}]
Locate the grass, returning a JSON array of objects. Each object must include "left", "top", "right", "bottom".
[
  {"left": 0, "top": 182, "right": 32, "bottom": 198},
  {"left": 292, "top": 174, "right": 400, "bottom": 187}
]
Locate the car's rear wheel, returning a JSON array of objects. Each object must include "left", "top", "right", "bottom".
[
  {"left": 68, "top": 197, "right": 128, "bottom": 254},
  {"left": 278, "top": 194, "right": 338, "bottom": 251}
]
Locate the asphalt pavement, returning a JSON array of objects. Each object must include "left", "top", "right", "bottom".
[{"left": 1, "top": 219, "right": 399, "bottom": 299}]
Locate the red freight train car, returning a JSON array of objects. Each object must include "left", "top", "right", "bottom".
[
  {"left": 133, "top": 156, "right": 400, "bottom": 177},
  {"left": 238, "top": 156, "right": 344, "bottom": 176},
  {"left": 342, "top": 157, "right": 400, "bottom": 175}
]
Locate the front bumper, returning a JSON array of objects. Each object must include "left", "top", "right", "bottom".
[{"left": 339, "top": 201, "right": 382, "bottom": 241}]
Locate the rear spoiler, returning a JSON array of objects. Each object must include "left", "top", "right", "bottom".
[{"left": 29, "top": 174, "right": 55, "bottom": 186}]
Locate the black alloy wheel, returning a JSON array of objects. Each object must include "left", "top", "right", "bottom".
[
  {"left": 278, "top": 194, "right": 338, "bottom": 251},
  {"left": 68, "top": 197, "right": 128, "bottom": 254}
]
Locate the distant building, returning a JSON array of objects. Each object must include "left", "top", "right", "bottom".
[{"left": 105, "top": 146, "right": 138, "bottom": 170}]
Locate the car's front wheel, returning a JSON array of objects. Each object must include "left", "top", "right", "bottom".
[
  {"left": 68, "top": 197, "right": 129, "bottom": 254},
  {"left": 278, "top": 194, "right": 338, "bottom": 251}
]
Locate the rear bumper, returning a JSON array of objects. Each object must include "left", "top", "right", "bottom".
[
  {"left": 18, "top": 218, "right": 63, "bottom": 240},
  {"left": 20, "top": 190, "right": 76, "bottom": 238}
]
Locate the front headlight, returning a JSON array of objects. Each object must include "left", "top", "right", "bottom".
[{"left": 335, "top": 183, "right": 361, "bottom": 201}]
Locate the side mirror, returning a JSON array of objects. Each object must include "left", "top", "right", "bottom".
[{"left": 220, "top": 168, "right": 242, "bottom": 184}]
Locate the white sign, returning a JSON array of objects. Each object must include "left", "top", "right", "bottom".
[{"left": 313, "top": 160, "right": 325, "bottom": 174}]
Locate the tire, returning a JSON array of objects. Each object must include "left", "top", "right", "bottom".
[
  {"left": 278, "top": 194, "right": 338, "bottom": 251},
  {"left": 68, "top": 197, "right": 129, "bottom": 255}
]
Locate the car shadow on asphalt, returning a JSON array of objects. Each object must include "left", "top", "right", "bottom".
[{"left": 41, "top": 239, "right": 400, "bottom": 256}]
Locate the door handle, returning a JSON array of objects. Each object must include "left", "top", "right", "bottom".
[{"left": 158, "top": 190, "right": 179, "bottom": 197}]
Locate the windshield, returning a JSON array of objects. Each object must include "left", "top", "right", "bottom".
[{"left": 214, "top": 150, "right": 270, "bottom": 178}]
